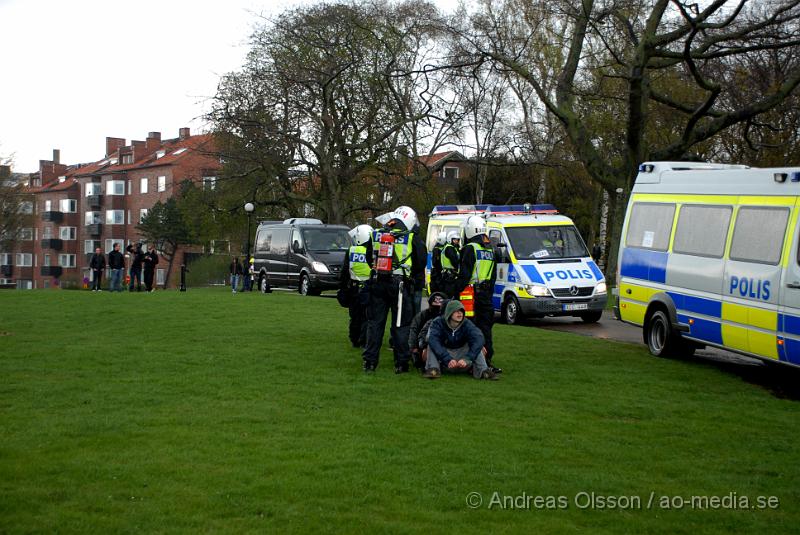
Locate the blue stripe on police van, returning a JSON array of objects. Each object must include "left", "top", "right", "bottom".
[
  {"left": 521, "top": 265, "right": 544, "bottom": 284},
  {"left": 782, "top": 338, "right": 800, "bottom": 365},
  {"left": 779, "top": 313, "right": 800, "bottom": 337},
  {"left": 620, "top": 248, "right": 668, "bottom": 283},
  {"left": 587, "top": 260, "right": 604, "bottom": 281},
  {"left": 492, "top": 294, "right": 502, "bottom": 310},
  {"left": 678, "top": 314, "right": 723, "bottom": 345},
  {"left": 668, "top": 292, "right": 722, "bottom": 318},
  {"left": 507, "top": 264, "right": 518, "bottom": 283}
]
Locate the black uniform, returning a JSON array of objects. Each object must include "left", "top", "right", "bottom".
[
  {"left": 339, "top": 243, "right": 371, "bottom": 348},
  {"left": 430, "top": 244, "right": 444, "bottom": 293},
  {"left": 143, "top": 250, "right": 159, "bottom": 291},
  {"left": 456, "top": 235, "right": 497, "bottom": 366},
  {"left": 439, "top": 243, "right": 461, "bottom": 298},
  {"left": 127, "top": 245, "right": 145, "bottom": 292},
  {"left": 89, "top": 252, "right": 106, "bottom": 290},
  {"left": 362, "top": 224, "right": 427, "bottom": 373}
]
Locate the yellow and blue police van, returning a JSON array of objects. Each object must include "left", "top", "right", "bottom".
[
  {"left": 616, "top": 161, "right": 800, "bottom": 367},
  {"left": 427, "top": 204, "right": 607, "bottom": 324}
]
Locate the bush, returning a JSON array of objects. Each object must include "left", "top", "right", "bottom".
[{"left": 185, "top": 255, "right": 230, "bottom": 287}]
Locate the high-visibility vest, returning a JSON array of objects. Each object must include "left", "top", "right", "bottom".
[
  {"left": 467, "top": 242, "right": 494, "bottom": 284},
  {"left": 441, "top": 243, "right": 458, "bottom": 271},
  {"left": 348, "top": 245, "right": 371, "bottom": 281}
]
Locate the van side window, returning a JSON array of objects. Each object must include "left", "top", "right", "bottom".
[
  {"left": 256, "top": 230, "right": 272, "bottom": 252},
  {"left": 625, "top": 202, "right": 675, "bottom": 251},
  {"left": 271, "top": 228, "right": 290, "bottom": 255},
  {"left": 292, "top": 229, "right": 303, "bottom": 252},
  {"left": 427, "top": 224, "right": 441, "bottom": 250},
  {"left": 673, "top": 205, "right": 731, "bottom": 258},
  {"left": 730, "top": 206, "right": 789, "bottom": 265}
]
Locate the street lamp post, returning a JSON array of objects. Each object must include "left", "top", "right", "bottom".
[{"left": 244, "top": 202, "right": 255, "bottom": 291}]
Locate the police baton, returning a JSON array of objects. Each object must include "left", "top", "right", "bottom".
[{"left": 396, "top": 280, "right": 404, "bottom": 328}]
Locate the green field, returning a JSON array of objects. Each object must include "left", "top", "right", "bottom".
[{"left": 1, "top": 288, "right": 799, "bottom": 533}]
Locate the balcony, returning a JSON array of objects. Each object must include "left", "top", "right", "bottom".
[
  {"left": 1, "top": 264, "right": 11, "bottom": 277},
  {"left": 87, "top": 223, "right": 102, "bottom": 237},
  {"left": 42, "top": 211, "right": 64, "bottom": 223},
  {"left": 87, "top": 194, "right": 103, "bottom": 208},
  {"left": 41, "top": 266, "right": 63, "bottom": 277},
  {"left": 41, "top": 238, "right": 63, "bottom": 250}
]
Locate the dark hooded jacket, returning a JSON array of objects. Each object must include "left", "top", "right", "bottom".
[
  {"left": 408, "top": 292, "right": 447, "bottom": 350},
  {"left": 427, "top": 300, "right": 485, "bottom": 366}
]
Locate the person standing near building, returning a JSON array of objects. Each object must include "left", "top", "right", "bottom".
[
  {"left": 230, "top": 257, "right": 243, "bottom": 294},
  {"left": 362, "top": 205, "right": 427, "bottom": 374},
  {"left": 341, "top": 224, "right": 373, "bottom": 348},
  {"left": 127, "top": 244, "right": 145, "bottom": 292},
  {"left": 456, "top": 215, "right": 500, "bottom": 373},
  {"left": 440, "top": 230, "right": 461, "bottom": 298},
  {"left": 143, "top": 245, "right": 159, "bottom": 292},
  {"left": 89, "top": 247, "right": 106, "bottom": 291},
  {"left": 107, "top": 243, "right": 125, "bottom": 292}
]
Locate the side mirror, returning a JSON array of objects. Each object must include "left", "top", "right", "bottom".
[{"left": 495, "top": 243, "right": 508, "bottom": 263}]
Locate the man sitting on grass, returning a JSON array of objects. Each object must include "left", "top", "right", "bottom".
[{"left": 423, "top": 300, "right": 497, "bottom": 380}]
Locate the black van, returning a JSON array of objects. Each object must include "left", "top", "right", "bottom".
[{"left": 252, "top": 218, "right": 352, "bottom": 295}]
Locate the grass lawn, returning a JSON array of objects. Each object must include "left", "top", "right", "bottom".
[{"left": 1, "top": 288, "right": 799, "bottom": 533}]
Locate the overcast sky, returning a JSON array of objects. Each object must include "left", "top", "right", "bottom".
[{"left": 0, "top": 0, "right": 458, "bottom": 173}]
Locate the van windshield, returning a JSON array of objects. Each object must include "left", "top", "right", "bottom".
[
  {"left": 302, "top": 228, "right": 351, "bottom": 252},
  {"left": 505, "top": 225, "right": 589, "bottom": 260}
]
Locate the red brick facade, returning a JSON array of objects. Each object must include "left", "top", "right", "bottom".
[{"left": 1, "top": 129, "right": 218, "bottom": 289}]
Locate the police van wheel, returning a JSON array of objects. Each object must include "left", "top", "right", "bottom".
[
  {"left": 580, "top": 311, "right": 603, "bottom": 323},
  {"left": 299, "top": 274, "right": 310, "bottom": 296},
  {"left": 502, "top": 295, "right": 522, "bottom": 325},
  {"left": 646, "top": 310, "right": 679, "bottom": 358}
]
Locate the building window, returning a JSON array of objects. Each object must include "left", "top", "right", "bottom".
[
  {"left": 19, "top": 228, "right": 33, "bottom": 240},
  {"left": 105, "top": 238, "right": 124, "bottom": 252},
  {"left": 42, "top": 227, "right": 53, "bottom": 239},
  {"left": 59, "top": 227, "right": 77, "bottom": 240},
  {"left": 156, "top": 268, "right": 165, "bottom": 286},
  {"left": 45, "top": 200, "right": 52, "bottom": 211},
  {"left": 105, "top": 210, "right": 124, "bottom": 225},
  {"left": 443, "top": 166, "right": 459, "bottom": 180},
  {"left": 85, "top": 211, "right": 102, "bottom": 225},
  {"left": 140, "top": 177, "right": 149, "bottom": 194},
  {"left": 156, "top": 150, "right": 166, "bottom": 159},
  {"left": 173, "top": 148, "right": 187, "bottom": 156},
  {"left": 59, "top": 254, "right": 76, "bottom": 268},
  {"left": 16, "top": 280, "right": 33, "bottom": 290},
  {"left": 203, "top": 176, "right": 216, "bottom": 190},
  {"left": 121, "top": 154, "right": 133, "bottom": 164},
  {"left": 19, "top": 201, "right": 33, "bottom": 214},
  {"left": 84, "top": 240, "right": 101, "bottom": 254},
  {"left": 86, "top": 182, "right": 102, "bottom": 196},
  {"left": 140, "top": 209, "right": 149, "bottom": 223},
  {"left": 15, "top": 253, "right": 32, "bottom": 266},
  {"left": 0, "top": 253, "right": 11, "bottom": 265},
  {"left": 59, "top": 199, "right": 77, "bottom": 213},
  {"left": 158, "top": 176, "right": 166, "bottom": 192},
  {"left": 106, "top": 180, "right": 125, "bottom": 196},
  {"left": 382, "top": 190, "right": 392, "bottom": 204},
  {"left": 43, "top": 254, "right": 51, "bottom": 266}
]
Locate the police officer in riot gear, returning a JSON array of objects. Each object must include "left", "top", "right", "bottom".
[
  {"left": 456, "top": 215, "right": 500, "bottom": 372},
  {"left": 440, "top": 230, "right": 461, "bottom": 298},
  {"left": 363, "top": 206, "right": 427, "bottom": 373},
  {"left": 341, "top": 224, "right": 374, "bottom": 348}
]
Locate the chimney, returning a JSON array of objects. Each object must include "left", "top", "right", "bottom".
[
  {"left": 179, "top": 127, "right": 190, "bottom": 140},
  {"left": 106, "top": 137, "right": 126, "bottom": 157},
  {"left": 53, "top": 149, "right": 60, "bottom": 164},
  {"left": 146, "top": 131, "right": 162, "bottom": 152},
  {"left": 0, "top": 165, "right": 10, "bottom": 179}
]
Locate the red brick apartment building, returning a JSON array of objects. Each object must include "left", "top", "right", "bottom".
[{"left": 0, "top": 128, "right": 218, "bottom": 289}]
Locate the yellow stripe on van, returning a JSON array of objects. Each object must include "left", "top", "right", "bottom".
[
  {"left": 721, "top": 324, "right": 749, "bottom": 353},
  {"left": 749, "top": 331, "right": 779, "bottom": 360},
  {"left": 721, "top": 302, "right": 749, "bottom": 325},
  {"left": 619, "top": 282, "right": 661, "bottom": 304},
  {"left": 619, "top": 298, "right": 647, "bottom": 325},
  {"left": 630, "top": 193, "right": 737, "bottom": 205},
  {"left": 738, "top": 195, "right": 796, "bottom": 207}
]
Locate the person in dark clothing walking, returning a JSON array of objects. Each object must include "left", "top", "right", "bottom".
[
  {"left": 89, "top": 247, "right": 106, "bottom": 291},
  {"left": 362, "top": 205, "right": 427, "bottom": 374},
  {"left": 456, "top": 215, "right": 500, "bottom": 373},
  {"left": 127, "top": 244, "right": 145, "bottom": 292},
  {"left": 230, "top": 257, "right": 243, "bottom": 294},
  {"left": 143, "top": 245, "right": 159, "bottom": 292},
  {"left": 107, "top": 243, "right": 125, "bottom": 292}
]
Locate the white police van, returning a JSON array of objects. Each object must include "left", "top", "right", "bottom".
[
  {"left": 427, "top": 204, "right": 607, "bottom": 324},
  {"left": 616, "top": 161, "right": 800, "bottom": 367}
]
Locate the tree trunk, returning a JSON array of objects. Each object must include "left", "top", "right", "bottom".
[{"left": 604, "top": 187, "right": 630, "bottom": 288}]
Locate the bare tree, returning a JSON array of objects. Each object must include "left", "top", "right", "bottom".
[
  {"left": 0, "top": 153, "right": 32, "bottom": 254},
  {"left": 456, "top": 0, "right": 800, "bottom": 279}
]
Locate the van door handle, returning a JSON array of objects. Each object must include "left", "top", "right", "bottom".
[{"left": 788, "top": 282, "right": 800, "bottom": 289}]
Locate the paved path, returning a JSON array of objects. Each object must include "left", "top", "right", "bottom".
[{"left": 524, "top": 311, "right": 800, "bottom": 400}]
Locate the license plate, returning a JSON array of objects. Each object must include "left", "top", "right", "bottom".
[{"left": 563, "top": 303, "right": 588, "bottom": 311}]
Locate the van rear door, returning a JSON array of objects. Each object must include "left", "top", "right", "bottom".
[{"left": 779, "top": 201, "right": 800, "bottom": 365}]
